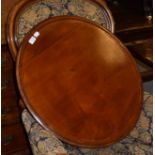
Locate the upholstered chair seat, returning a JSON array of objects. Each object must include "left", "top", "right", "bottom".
[{"left": 22, "top": 92, "right": 152, "bottom": 155}]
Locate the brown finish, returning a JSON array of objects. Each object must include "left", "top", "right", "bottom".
[
  {"left": 6, "top": 0, "right": 115, "bottom": 111},
  {"left": 2, "top": 106, "right": 20, "bottom": 126},
  {"left": 109, "top": 2, "right": 153, "bottom": 33},
  {"left": 2, "top": 124, "right": 31, "bottom": 154},
  {"left": 16, "top": 16, "right": 142, "bottom": 147},
  {"left": 6, "top": 0, "right": 29, "bottom": 60},
  {"left": 6, "top": 0, "right": 114, "bottom": 61},
  {"left": 111, "top": 4, "right": 153, "bottom": 79},
  {"left": 1, "top": 0, "right": 20, "bottom": 44},
  {"left": 116, "top": 28, "right": 153, "bottom": 67},
  {"left": 141, "top": 70, "right": 153, "bottom": 82},
  {"left": 2, "top": 45, "right": 32, "bottom": 155},
  {"left": 127, "top": 39, "right": 153, "bottom": 66}
]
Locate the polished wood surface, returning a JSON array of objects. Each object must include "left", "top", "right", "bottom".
[
  {"left": 6, "top": 0, "right": 29, "bottom": 60},
  {"left": 109, "top": 1, "right": 153, "bottom": 70},
  {"left": 127, "top": 39, "right": 153, "bottom": 66},
  {"left": 6, "top": 0, "right": 114, "bottom": 61},
  {"left": 16, "top": 16, "right": 142, "bottom": 147},
  {"left": 6, "top": 0, "right": 114, "bottom": 111},
  {"left": 1, "top": 0, "right": 20, "bottom": 44}
]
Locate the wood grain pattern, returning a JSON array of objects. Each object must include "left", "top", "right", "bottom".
[
  {"left": 6, "top": 0, "right": 114, "bottom": 61},
  {"left": 16, "top": 16, "right": 142, "bottom": 147},
  {"left": 6, "top": 0, "right": 114, "bottom": 111},
  {"left": 1, "top": 0, "right": 20, "bottom": 44},
  {"left": 6, "top": 0, "right": 29, "bottom": 60}
]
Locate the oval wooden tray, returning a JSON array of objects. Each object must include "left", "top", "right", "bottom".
[{"left": 16, "top": 16, "right": 142, "bottom": 148}]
